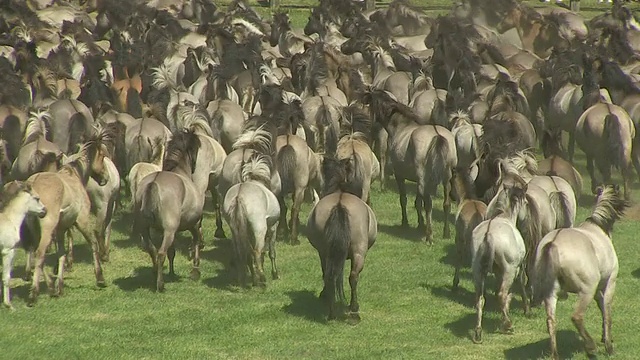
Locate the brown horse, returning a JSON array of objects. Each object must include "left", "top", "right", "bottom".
[
  {"left": 306, "top": 157, "right": 377, "bottom": 321},
  {"left": 23, "top": 130, "right": 111, "bottom": 305}
]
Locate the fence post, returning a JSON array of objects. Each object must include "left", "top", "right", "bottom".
[
  {"left": 365, "top": 0, "right": 375, "bottom": 11},
  {"left": 271, "top": 0, "right": 280, "bottom": 9},
  {"left": 570, "top": 0, "right": 580, "bottom": 12}
]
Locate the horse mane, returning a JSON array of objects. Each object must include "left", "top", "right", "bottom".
[
  {"left": 230, "top": 18, "right": 265, "bottom": 37},
  {"left": 371, "top": 45, "right": 396, "bottom": 71},
  {"left": 502, "top": 150, "right": 539, "bottom": 177},
  {"left": 227, "top": 0, "right": 264, "bottom": 25},
  {"left": 362, "top": 88, "right": 422, "bottom": 125},
  {"left": 179, "top": 106, "right": 214, "bottom": 138},
  {"left": 480, "top": 114, "right": 530, "bottom": 164},
  {"left": 24, "top": 110, "right": 53, "bottom": 144},
  {"left": 149, "top": 136, "right": 166, "bottom": 166},
  {"left": 449, "top": 110, "right": 472, "bottom": 129},
  {"left": 390, "top": 0, "right": 431, "bottom": 24},
  {"left": 0, "top": 56, "right": 30, "bottom": 108},
  {"left": 259, "top": 64, "right": 281, "bottom": 86},
  {"left": 233, "top": 125, "right": 272, "bottom": 154},
  {"left": 240, "top": 152, "right": 272, "bottom": 186},
  {"left": 340, "top": 104, "right": 371, "bottom": 139},
  {"left": 599, "top": 59, "right": 640, "bottom": 94},
  {"left": 322, "top": 156, "right": 356, "bottom": 196},
  {"left": 486, "top": 171, "right": 528, "bottom": 218},
  {"left": 0, "top": 181, "right": 29, "bottom": 212},
  {"left": 33, "top": 65, "right": 59, "bottom": 97},
  {"left": 163, "top": 129, "right": 201, "bottom": 172},
  {"left": 273, "top": 97, "right": 305, "bottom": 136},
  {"left": 586, "top": 185, "right": 629, "bottom": 233},
  {"left": 151, "top": 63, "right": 180, "bottom": 91},
  {"left": 305, "top": 42, "right": 331, "bottom": 94}
]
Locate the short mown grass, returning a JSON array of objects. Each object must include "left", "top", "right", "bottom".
[{"left": 2, "top": 1, "right": 640, "bottom": 359}]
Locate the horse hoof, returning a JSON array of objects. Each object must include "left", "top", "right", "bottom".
[
  {"left": 214, "top": 228, "right": 226, "bottom": 239},
  {"left": 190, "top": 268, "right": 201, "bottom": 281},
  {"left": 501, "top": 321, "right": 514, "bottom": 334},
  {"left": 472, "top": 328, "right": 483, "bottom": 344},
  {"left": 346, "top": 312, "right": 361, "bottom": 325},
  {"left": 4, "top": 302, "right": 14, "bottom": 311},
  {"left": 100, "top": 255, "right": 110, "bottom": 263},
  {"left": 604, "top": 341, "right": 614, "bottom": 355},
  {"left": 156, "top": 284, "right": 165, "bottom": 293},
  {"left": 96, "top": 280, "right": 107, "bottom": 288},
  {"left": 272, "top": 271, "right": 279, "bottom": 280}
]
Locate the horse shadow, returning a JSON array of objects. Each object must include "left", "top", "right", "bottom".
[
  {"left": 503, "top": 330, "right": 582, "bottom": 359},
  {"left": 378, "top": 223, "right": 423, "bottom": 242},
  {"left": 444, "top": 312, "right": 502, "bottom": 341},
  {"left": 282, "top": 290, "right": 327, "bottom": 324},
  {"left": 113, "top": 266, "right": 181, "bottom": 292},
  {"left": 439, "top": 243, "right": 458, "bottom": 266},
  {"left": 632, "top": 267, "right": 640, "bottom": 279},
  {"left": 202, "top": 238, "right": 236, "bottom": 290}
]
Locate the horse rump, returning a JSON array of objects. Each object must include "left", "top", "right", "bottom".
[{"left": 532, "top": 241, "right": 558, "bottom": 305}]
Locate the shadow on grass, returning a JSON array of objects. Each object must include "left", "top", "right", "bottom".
[
  {"left": 444, "top": 312, "right": 501, "bottom": 341},
  {"left": 439, "top": 243, "right": 458, "bottom": 267},
  {"left": 504, "top": 330, "right": 582, "bottom": 360},
  {"left": 113, "top": 266, "right": 181, "bottom": 292},
  {"left": 632, "top": 267, "right": 640, "bottom": 279},
  {"left": 202, "top": 238, "right": 236, "bottom": 290},
  {"left": 282, "top": 290, "right": 327, "bottom": 324},
  {"left": 378, "top": 224, "right": 423, "bottom": 241}
]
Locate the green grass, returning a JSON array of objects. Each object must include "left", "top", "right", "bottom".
[{"left": 3, "top": 1, "right": 640, "bottom": 359}]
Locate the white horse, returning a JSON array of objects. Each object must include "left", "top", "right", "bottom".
[
  {"left": 223, "top": 154, "right": 280, "bottom": 287},
  {"left": 471, "top": 173, "right": 528, "bottom": 343},
  {"left": 0, "top": 181, "right": 47, "bottom": 309}
]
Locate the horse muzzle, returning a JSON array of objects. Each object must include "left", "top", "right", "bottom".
[{"left": 38, "top": 208, "right": 47, "bottom": 218}]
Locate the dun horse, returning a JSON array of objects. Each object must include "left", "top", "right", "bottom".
[
  {"left": 533, "top": 185, "right": 629, "bottom": 360},
  {"left": 307, "top": 157, "right": 377, "bottom": 321}
]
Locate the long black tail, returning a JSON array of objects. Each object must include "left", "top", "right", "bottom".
[
  {"left": 324, "top": 202, "right": 351, "bottom": 307},
  {"left": 276, "top": 142, "right": 296, "bottom": 194}
]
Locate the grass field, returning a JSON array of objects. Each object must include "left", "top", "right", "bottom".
[{"left": 2, "top": 1, "right": 640, "bottom": 359}]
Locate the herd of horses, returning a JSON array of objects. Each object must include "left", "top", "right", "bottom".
[{"left": 0, "top": 0, "right": 638, "bottom": 358}]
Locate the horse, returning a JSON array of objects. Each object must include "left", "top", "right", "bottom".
[
  {"left": 124, "top": 117, "right": 172, "bottom": 176},
  {"left": 46, "top": 98, "right": 96, "bottom": 154},
  {"left": 23, "top": 130, "right": 111, "bottom": 305},
  {"left": 207, "top": 99, "right": 246, "bottom": 153},
  {"left": 471, "top": 172, "right": 528, "bottom": 343},
  {"left": 306, "top": 156, "right": 377, "bottom": 321},
  {"left": 133, "top": 129, "right": 204, "bottom": 292},
  {"left": 127, "top": 137, "right": 165, "bottom": 205},
  {"left": 9, "top": 110, "right": 64, "bottom": 182},
  {"left": 532, "top": 185, "right": 629, "bottom": 360},
  {"left": 450, "top": 110, "right": 483, "bottom": 174},
  {"left": 336, "top": 105, "right": 380, "bottom": 204},
  {"left": 275, "top": 133, "right": 323, "bottom": 245},
  {"left": 450, "top": 167, "right": 487, "bottom": 291},
  {"left": 0, "top": 181, "right": 46, "bottom": 309},
  {"left": 223, "top": 153, "right": 280, "bottom": 288},
  {"left": 575, "top": 101, "right": 635, "bottom": 199},
  {"left": 301, "top": 95, "right": 342, "bottom": 155},
  {"left": 269, "top": 12, "right": 313, "bottom": 58},
  {"left": 363, "top": 89, "right": 456, "bottom": 244}
]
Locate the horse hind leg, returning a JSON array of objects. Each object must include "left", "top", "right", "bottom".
[
  {"left": 498, "top": 266, "right": 518, "bottom": 333},
  {"left": 28, "top": 220, "right": 56, "bottom": 306},
  {"left": 472, "top": 270, "right": 487, "bottom": 344},
  {"left": 572, "top": 288, "right": 599, "bottom": 357},
  {"left": 167, "top": 245, "right": 176, "bottom": 276},
  {"left": 211, "top": 188, "right": 226, "bottom": 239},
  {"left": 442, "top": 175, "right": 452, "bottom": 239},
  {"left": 52, "top": 228, "right": 67, "bottom": 297},
  {"left": 290, "top": 188, "right": 305, "bottom": 245},
  {"left": 74, "top": 214, "right": 107, "bottom": 288},
  {"left": 586, "top": 154, "right": 598, "bottom": 194},
  {"left": 189, "top": 224, "right": 203, "bottom": 281},
  {"left": 2, "top": 248, "right": 16, "bottom": 309},
  {"left": 545, "top": 295, "right": 560, "bottom": 360},
  {"left": 155, "top": 230, "right": 176, "bottom": 292},
  {"left": 348, "top": 252, "right": 365, "bottom": 322},
  {"left": 596, "top": 276, "right": 617, "bottom": 355},
  {"left": 267, "top": 223, "right": 279, "bottom": 280},
  {"left": 395, "top": 175, "right": 409, "bottom": 227}
]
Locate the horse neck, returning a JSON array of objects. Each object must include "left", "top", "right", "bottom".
[
  {"left": 60, "top": 151, "right": 92, "bottom": 186},
  {"left": 168, "top": 161, "right": 193, "bottom": 179},
  {"left": 1, "top": 195, "right": 32, "bottom": 228}
]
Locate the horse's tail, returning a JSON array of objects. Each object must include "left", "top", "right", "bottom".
[
  {"left": 521, "top": 194, "right": 542, "bottom": 257},
  {"left": 603, "top": 112, "right": 624, "bottom": 169},
  {"left": 228, "top": 196, "right": 252, "bottom": 266},
  {"left": 209, "top": 106, "right": 224, "bottom": 143},
  {"left": 276, "top": 141, "right": 296, "bottom": 193},
  {"left": 324, "top": 202, "right": 351, "bottom": 305},
  {"left": 472, "top": 228, "right": 495, "bottom": 286},
  {"left": 126, "top": 87, "right": 143, "bottom": 118},
  {"left": 549, "top": 190, "right": 572, "bottom": 229},
  {"left": 431, "top": 99, "right": 448, "bottom": 128},
  {"left": 140, "top": 181, "right": 161, "bottom": 223},
  {"left": 425, "top": 130, "right": 450, "bottom": 189},
  {"left": 532, "top": 241, "right": 558, "bottom": 305},
  {"left": 350, "top": 150, "right": 365, "bottom": 199},
  {"left": 68, "top": 112, "right": 88, "bottom": 153}
]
